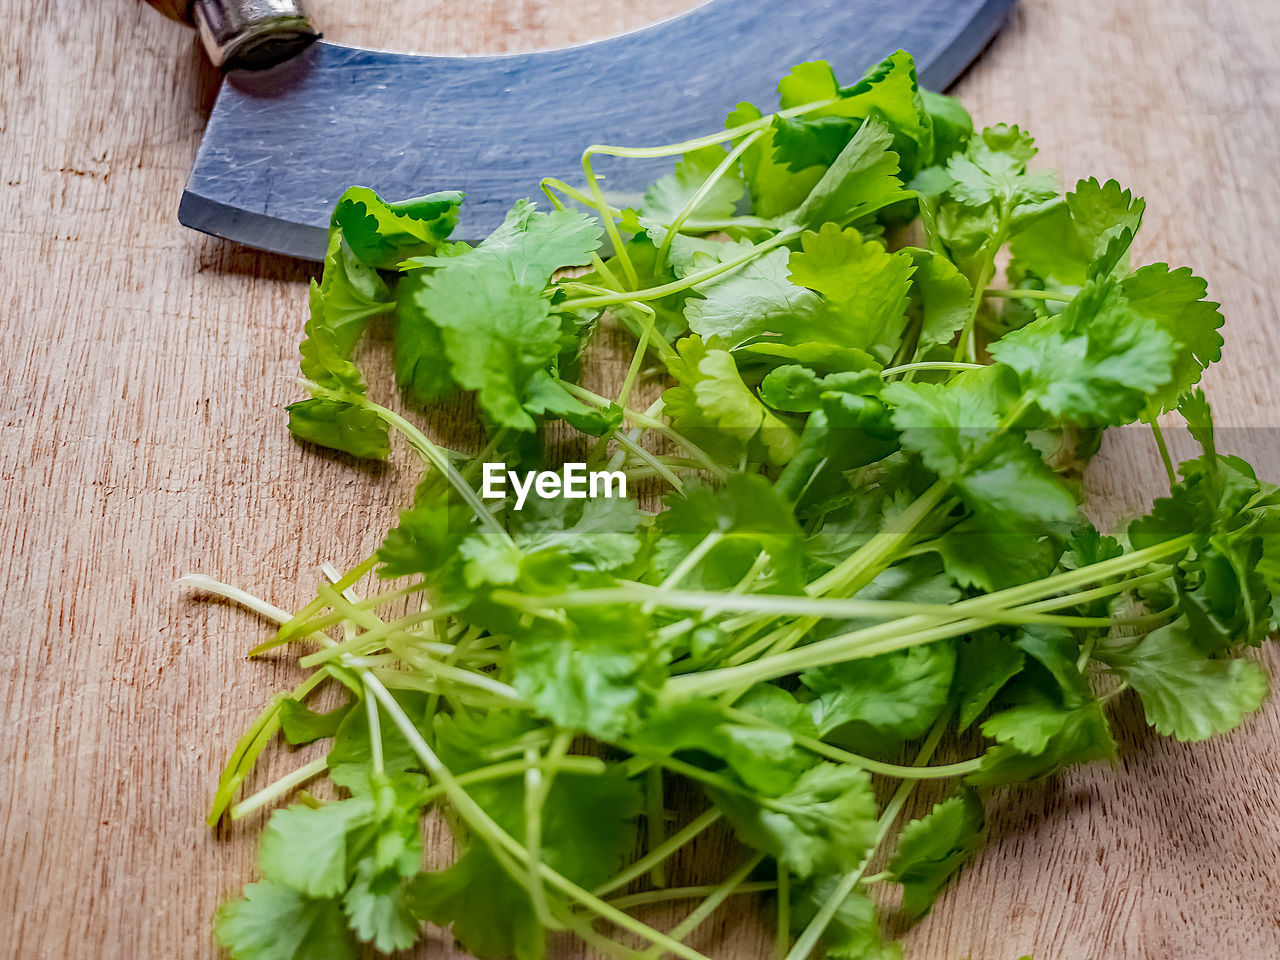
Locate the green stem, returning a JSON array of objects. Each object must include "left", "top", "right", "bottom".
[
  {"left": 229, "top": 756, "right": 328, "bottom": 821},
  {"left": 608, "top": 881, "right": 777, "bottom": 911},
  {"left": 655, "top": 129, "right": 765, "bottom": 266},
  {"left": 1150, "top": 419, "right": 1177, "bottom": 487},
  {"left": 594, "top": 808, "right": 724, "bottom": 896},
  {"left": 983, "top": 288, "right": 1073, "bottom": 302},
  {"left": 783, "top": 713, "right": 949, "bottom": 960},
  {"left": 640, "top": 853, "right": 767, "bottom": 960},
  {"left": 558, "top": 227, "right": 801, "bottom": 312},
  {"left": 881, "top": 360, "right": 985, "bottom": 377},
  {"left": 364, "top": 676, "right": 716, "bottom": 960}
]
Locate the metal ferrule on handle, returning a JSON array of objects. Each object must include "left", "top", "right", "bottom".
[{"left": 193, "top": 0, "right": 318, "bottom": 70}]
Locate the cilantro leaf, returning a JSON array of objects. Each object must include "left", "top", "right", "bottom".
[
  {"left": 216, "top": 882, "right": 354, "bottom": 960},
  {"left": 342, "top": 860, "right": 420, "bottom": 953},
  {"left": 989, "top": 277, "right": 1178, "bottom": 426},
  {"left": 684, "top": 243, "right": 822, "bottom": 347},
  {"left": 279, "top": 697, "right": 352, "bottom": 746},
  {"left": 952, "top": 631, "right": 1026, "bottom": 730},
  {"left": 791, "top": 880, "right": 902, "bottom": 960},
  {"left": 643, "top": 144, "right": 746, "bottom": 223},
  {"left": 884, "top": 366, "right": 1078, "bottom": 526},
  {"left": 331, "top": 186, "right": 463, "bottom": 270},
  {"left": 258, "top": 796, "right": 375, "bottom": 897},
  {"left": 727, "top": 101, "right": 825, "bottom": 218},
  {"left": 1119, "top": 264, "right": 1224, "bottom": 415},
  {"left": 888, "top": 791, "right": 984, "bottom": 921},
  {"left": 968, "top": 697, "right": 1115, "bottom": 786},
  {"left": 785, "top": 223, "right": 916, "bottom": 362},
  {"left": 1100, "top": 617, "right": 1269, "bottom": 741},
  {"left": 801, "top": 639, "right": 956, "bottom": 749},
  {"left": 663, "top": 335, "right": 800, "bottom": 466},
  {"left": 511, "top": 605, "right": 663, "bottom": 739},
  {"left": 715, "top": 762, "right": 878, "bottom": 877},
  {"left": 787, "top": 118, "right": 910, "bottom": 231},
  {"left": 945, "top": 125, "right": 1058, "bottom": 212},
  {"left": 1009, "top": 177, "right": 1145, "bottom": 289},
  {"left": 410, "top": 201, "right": 602, "bottom": 430}
]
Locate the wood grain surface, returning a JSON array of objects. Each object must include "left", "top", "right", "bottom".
[{"left": 3, "top": 1, "right": 1279, "bottom": 958}]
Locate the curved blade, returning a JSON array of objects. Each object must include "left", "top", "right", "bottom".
[{"left": 179, "top": 0, "right": 1015, "bottom": 259}]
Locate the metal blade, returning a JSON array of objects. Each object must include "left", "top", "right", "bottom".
[{"left": 179, "top": 0, "right": 1015, "bottom": 259}]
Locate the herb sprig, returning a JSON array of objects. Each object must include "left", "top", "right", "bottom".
[{"left": 191, "top": 50, "right": 1276, "bottom": 960}]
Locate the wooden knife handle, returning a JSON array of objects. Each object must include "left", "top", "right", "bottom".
[{"left": 143, "top": 0, "right": 194, "bottom": 24}]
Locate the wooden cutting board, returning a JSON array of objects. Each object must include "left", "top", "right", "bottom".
[{"left": 3, "top": 1, "right": 1279, "bottom": 958}]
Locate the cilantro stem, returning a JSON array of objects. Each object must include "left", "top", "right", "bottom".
[
  {"left": 582, "top": 98, "right": 837, "bottom": 163},
  {"left": 514, "top": 584, "right": 1111, "bottom": 630},
  {"left": 363, "top": 675, "right": 717, "bottom": 960},
  {"left": 580, "top": 152, "right": 639, "bottom": 288},
  {"left": 562, "top": 383, "right": 728, "bottom": 480},
  {"left": 525, "top": 731, "right": 572, "bottom": 927},
  {"left": 783, "top": 712, "right": 949, "bottom": 960},
  {"left": 984, "top": 288, "right": 1073, "bottom": 302},
  {"left": 299, "top": 380, "right": 512, "bottom": 544},
  {"left": 1149, "top": 419, "right": 1177, "bottom": 487},
  {"left": 722, "top": 708, "right": 984, "bottom": 780},
  {"left": 639, "top": 852, "right": 767, "bottom": 960},
  {"left": 594, "top": 808, "right": 724, "bottom": 896},
  {"left": 655, "top": 128, "right": 765, "bottom": 267},
  {"left": 608, "top": 881, "right": 777, "bottom": 911},
  {"left": 229, "top": 756, "right": 327, "bottom": 821},
  {"left": 364, "top": 681, "right": 385, "bottom": 775},
  {"left": 881, "top": 360, "right": 985, "bottom": 377},
  {"left": 675, "top": 537, "right": 1193, "bottom": 695},
  {"left": 557, "top": 227, "right": 802, "bottom": 312},
  {"left": 646, "top": 766, "right": 668, "bottom": 888}
]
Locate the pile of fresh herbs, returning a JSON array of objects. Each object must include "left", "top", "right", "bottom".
[{"left": 189, "top": 49, "right": 1279, "bottom": 960}]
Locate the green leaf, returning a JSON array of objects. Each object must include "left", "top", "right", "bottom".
[
  {"left": 801, "top": 639, "right": 956, "bottom": 748},
  {"left": 331, "top": 186, "right": 463, "bottom": 270},
  {"left": 410, "top": 846, "right": 546, "bottom": 960},
  {"left": 787, "top": 118, "right": 910, "bottom": 231},
  {"left": 409, "top": 201, "right": 602, "bottom": 430},
  {"left": 727, "top": 101, "right": 825, "bottom": 218},
  {"left": 715, "top": 762, "right": 878, "bottom": 877},
  {"left": 258, "top": 796, "right": 375, "bottom": 897},
  {"left": 663, "top": 335, "right": 800, "bottom": 467},
  {"left": 286, "top": 398, "right": 390, "bottom": 460},
  {"left": 1101, "top": 617, "right": 1269, "bottom": 741},
  {"left": 684, "top": 243, "right": 823, "bottom": 347},
  {"left": 944, "top": 125, "right": 1058, "bottom": 211},
  {"left": 791, "top": 879, "right": 902, "bottom": 960},
  {"left": 342, "top": 861, "right": 420, "bottom": 952},
  {"left": 216, "top": 882, "right": 354, "bottom": 960},
  {"left": 1009, "top": 177, "right": 1145, "bottom": 289},
  {"left": 513, "top": 495, "right": 646, "bottom": 573},
  {"left": 786, "top": 223, "right": 916, "bottom": 362},
  {"left": 883, "top": 366, "right": 1078, "bottom": 526},
  {"left": 1120, "top": 264, "right": 1224, "bottom": 416},
  {"left": 279, "top": 697, "right": 352, "bottom": 746},
  {"left": 989, "top": 277, "right": 1178, "bottom": 426},
  {"left": 643, "top": 144, "right": 746, "bottom": 223},
  {"left": 952, "top": 631, "right": 1025, "bottom": 730},
  {"left": 778, "top": 51, "right": 933, "bottom": 174},
  {"left": 512, "top": 605, "right": 663, "bottom": 739},
  {"left": 632, "top": 685, "right": 815, "bottom": 796},
  {"left": 393, "top": 269, "right": 455, "bottom": 404},
  {"left": 654, "top": 474, "right": 805, "bottom": 592},
  {"left": 968, "top": 697, "right": 1115, "bottom": 786},
  {"left": 902, "top": 246, "right": 973, "bottom": 354},
  {"left": 888, "top": 791, "right": 984, "bottom": 921}
]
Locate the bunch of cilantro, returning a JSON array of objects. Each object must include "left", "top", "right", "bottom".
[{"left": 193, "top": 49, "right": 1280, "bottom": 960}]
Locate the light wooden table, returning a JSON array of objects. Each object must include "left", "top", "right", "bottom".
[{"left": 3, "top": 1, "right": 1279, "bottom": 958}]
